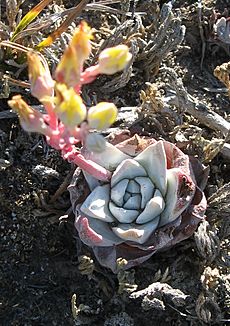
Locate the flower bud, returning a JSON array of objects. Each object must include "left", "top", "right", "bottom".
[
  {"left": 54, "top": 83, "right": 86, "bottom": 129},
  {"left": 8, "top": 95, "right": 51, "bottom": 135},
  {"left": 72, "top": 21, "right": 92, "bottom": 61},
  {"left": 88, "top": 102, "right": 118, "bottom": 130},
  {"left": 55, "top": 21, "right": 92, "bottom": 87},
  {"left": 27, "top": 51, "right": 54, "bottom": 101},
  {"left": 98, "top": 45, "right": 132, "bottom": 75},
  {"left": 55, "top": 45, "right": 81, "bottom": 88}
]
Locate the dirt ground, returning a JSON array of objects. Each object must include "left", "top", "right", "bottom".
[{"left": 1, "top": 1, "right": 230, "bottom": 325}]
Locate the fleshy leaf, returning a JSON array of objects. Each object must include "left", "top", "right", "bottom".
[
  {"left": 109, "top": 202, "right": 139, "bottom": 223},
  {"left": 70, "top": 134, "right": 208, "bottom": 272},
  {"left": 123, "top": 194, "right": 142, "bottom": 210},
  {"left": 85, "top": 133, "right": 106, "bottom": 153},
  {"left": 75, "top": 216, "right": 123, "bottom": 247},
  {"left": 111, "top": 179, "right": 129, "bottom": 206},
  {"left": 82, "top": 141, "right": 130, "bottom": 171},
  {"left": 135, "top": 141, "right": 167, "bottom": 196},
  {"left": 214, "top": 17, "right": 230, "bottom": 43},
  {"left": 126, "top": 180, "right": 140, "bottom": 193},
  {"left": 115, "top": 135, "right": 157, "bottom": 157},
  {"left": 136, "top": 189, "right": 165, "bottom": 224},
  {"left": 93, "top": 245, "right": 154, "bottom": 273},
  {"left": 111, "top": 159, "right": 147, "bottom": 187},
  {"left": 82, "top": 171, "right": 100, "bottom": 191},
  {"left": 159, "top": 168, "right": 196, "bottom": 227},
  {"left": 80, "top": 184, "right": 114, "bottom": 222},
  {"left": 112, "top": 218, "right": 160, "bottom": 244},
  {"left": 163, "top": 141, "right": 192, "bottom": 177},
  {"left": 124, "top": 193, "right": 131, "bottom": 202},
  {"left": 135, "top": 176, "right": 155, "bottom": 209}
]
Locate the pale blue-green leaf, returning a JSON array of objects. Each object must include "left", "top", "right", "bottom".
[
  {"left": 80, "top": 184, "right": 114, "bottom": 222},
  {"left": 111, "top": 179, "right": 129, "bottom": 206},
  {"left": 123, "top": 194, "right": 142, "bottom": 210},
  {"left": 112, "top": 217, "right": 160, "bottom": 244},
  {"left": 111, "top": 159, "right": 147, "bottom": 187},
  {"left": 135, "top": 176, "right": 155, "bottom": 209},
  {"left": 136, "top": 189, "right": 165, "bottom": 224},
  {"left": 135, "top": 141, "right": 167, "bottom": 196},
  {"left": 109, "top": 202, "right": 139, "bottom": 223}
]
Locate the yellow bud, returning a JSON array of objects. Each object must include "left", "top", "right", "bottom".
[
  {"left": 72, "top": 21, "right": 93, "bottom": 61},
  {"left": 55, "top": 21, "right": 93, "bottom": 87},
  {"left": 55, "top": 45, "right": 81, "bottom": 87},
  {"left": 98, "top": 45, "right": 132, "bottom": 75},
  {"left": 8, "top": 95, "right": 49, "bottom": 135},
  {"left": 27, "top": 51, "right": 54, "bottom": 100},
  {"left": 88, "top": 102, "right": 117, "bottom": 130},
  {"left": 54, "top": 83, "right": 86, "bottom": 129},
  {"left": 27, "top": 51, "right": 45, "bottom": 83}
]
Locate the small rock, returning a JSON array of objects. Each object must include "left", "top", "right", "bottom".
[
  {"left": 130, "top": 282, "right": 189, "bottom": 311},
  {"left": 32, "top": 165, "right": 60, "bottom": 179}
]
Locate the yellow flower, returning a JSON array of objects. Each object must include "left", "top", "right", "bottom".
[
  {"left": 54, "top": 83, "right": 86, "bottom": 129},
  {"left": 55, "top": 45, "right": 81, "bottom": 88},
  {"left": 27, "top": 51, "right": 54, "bottom": 100},
  {"left": 8, "top": 95, "right": 50, "bottom": 135},
  {"left": 98, "top": 45, "right": 132, "bottom": 75},
  {"left": 88, "top": 102, "right": 117, "bottom": 130},
  {"left": 72, "top": 21, "right": 93, "bottom": 61},
  {"left": 55, "top": 21, "right": 93, "bottom": 88}
]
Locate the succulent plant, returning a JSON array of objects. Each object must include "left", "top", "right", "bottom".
[
  {"left": 7, "top": 17, "right": 208, "bottom": 274},
  {"left": 69, "top": 135, "right": 208, "bottom": 272}
]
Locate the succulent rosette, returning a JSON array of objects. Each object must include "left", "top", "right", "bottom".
[{"left": 69, "top": 135, "right": 208, "bottom": 272}]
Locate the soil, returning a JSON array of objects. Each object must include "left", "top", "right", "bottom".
[{"left": 1, "top": 1, "right": 230, "bottom": 325}]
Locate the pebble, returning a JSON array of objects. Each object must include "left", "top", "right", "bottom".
[{"left": 32, "top": 165, "right": 60, "bottom": 179}]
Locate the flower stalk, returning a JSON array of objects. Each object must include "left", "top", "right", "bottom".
[
  {"left": 8, "top": 21, "right": 132, "bottom": 177},
  {"left": 63, "top": 149, "right": 112, "bottom": 182}
]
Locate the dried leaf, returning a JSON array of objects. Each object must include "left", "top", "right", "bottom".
[
  {"left": 194, "top": 220, "right": 220, "bottom": 262},
  {"left": 36, "top": 0, "right": 89, "bottom": 51},
  {"left": 196, "top": 292, "right": 222, "bottom": 323},
  {"left": 10, "top": 0, "right": 53, "bottom": 42}
]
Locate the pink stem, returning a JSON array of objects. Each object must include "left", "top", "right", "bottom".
[
  {"left": 80, "top": 65, "right": 100, "bottom": 85},
  {"left": 73, "top": 65, "right": 100, "bottom": 93},
  {"left": 43, "top": 101, "right": 58, "bottom": 130},
  {"left": 74, "top": 84, "right": 81, "bottom": 94},
  {"left": 63, "top": 150, "right": 112, "bottom": 182}
]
